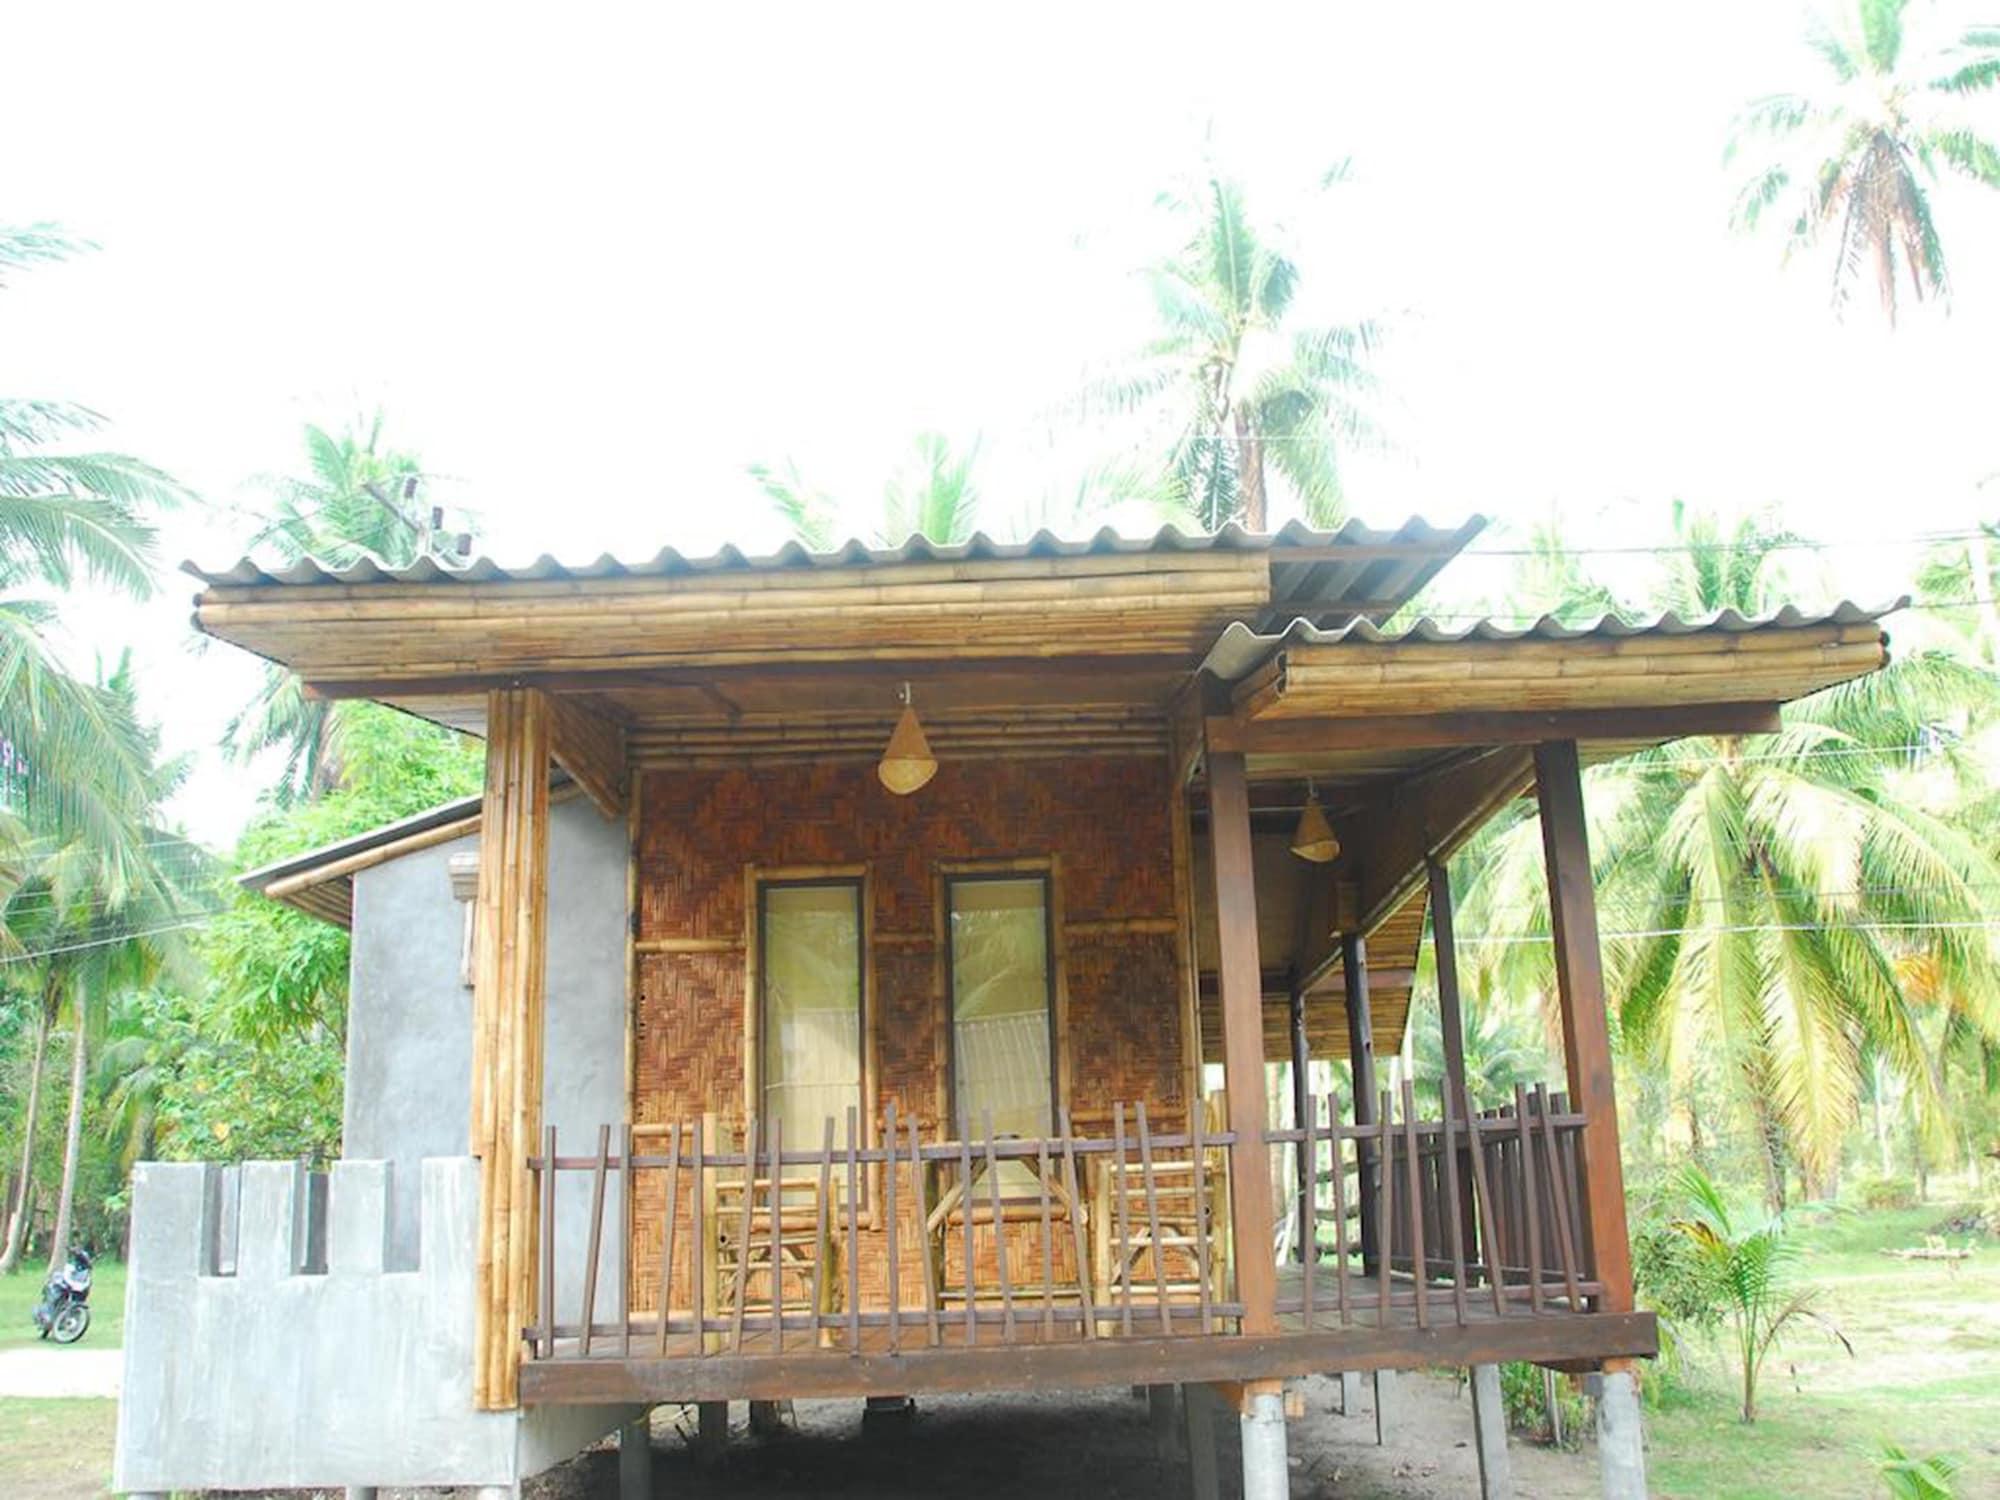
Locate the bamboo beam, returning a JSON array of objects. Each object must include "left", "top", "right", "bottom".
[
  {"left": 470, "top": 687, "right": 553, "bottom": 1410},
  {"left": 1203, "top": 748, "right": 1278, "bottom": 1336},
  {"left": 547, "top": 695, "right": 628, "bottom": 819},
  {"left": 1202, "top": 702, "right": 1784, "bottom": 756},
  {"left": 1533, "top": 739, "right": 1634, "bottom": 1315}
]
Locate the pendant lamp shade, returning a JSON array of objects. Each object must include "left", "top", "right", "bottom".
[
  {"left": 878, "top": 695, "right": 938, "bottom": 795},
  {"left": 1290, "top": 789, "right": 1340, "bottom": 863}
]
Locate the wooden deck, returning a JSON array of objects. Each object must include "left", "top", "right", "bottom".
[{"left": 518, "top": 1284, "right": 1657, "bottom": 1403}]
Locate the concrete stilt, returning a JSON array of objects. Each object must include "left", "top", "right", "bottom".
[
  {"left": 1183, "top": 1386, "right": 1220, "bottom": 1500},
  {"left": 1595, "top": 1368, "right": 1647, "bottom": 1500},
  {"left": 619, "top": 1414, "right": 653, "bottom": 1500},
  {"left": 343, "top": 1489, "right": 379, "bottom": 1500},
  {"left": 1469, "top": 1364, "right": 1513, "bottom": 1499},
  {"left": 1146, "top": 1384, "right": 1182, "bottom": 1463},
  {"left": 861, "top": 1393, "right": 916, "bottom": 1436},
  {"left": 1373, "top": 1368, "right": 1399, "bottom": 1445},
  {"left": 1239, "top": 1389, "right": 1289, "bottom": 1500},
  {"left": 694, "top": 1401, "right": 729, "bottom": 1468},
  {"left": 1336, "top": 1370, "right": 1362, "bottom": 1415},
  {"left": 748, "top": 1399, "right": 791, "bottom": 1437},
  {"left": 471, "top": 1487, "right": 519, "bottom": 1500}
]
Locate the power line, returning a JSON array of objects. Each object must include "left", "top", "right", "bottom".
[
  {"left": 1454, "top": 916, "right": 2000, "bottom": 947},
  {"left": 0, "top": 915, "right": 219, "bottom": 967}
]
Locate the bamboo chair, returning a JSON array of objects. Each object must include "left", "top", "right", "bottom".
[
  {"left": 1085, "top": 1097, "right": 1230, "bottom": 1335},
  {"left": 710, "top": 1122, "right": 839, "bottom": 1351}
]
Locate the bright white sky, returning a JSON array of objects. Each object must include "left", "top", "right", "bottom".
[{"left": 3, "top": 2, "right": 1997, "bottom": 846}]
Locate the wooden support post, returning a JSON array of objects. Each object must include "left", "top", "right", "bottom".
[
  {"left": 470, "top": 687, "right": 553, "bottom": 1411},
  {"left": 1342, "top": 932, "right": 1379, "bottom": 1273},
  {"left": 1204, "top": 750, "right": 1279, "bottom": 1336},
  {"left": 1532, "top": 740, "right": 1635, "bottom": 1313},
  {"left": 1427, "top": 856, "right": 1481, "bottom": 1277},
  {"left": 1288, "top": 977, "right": 1312, "bottom": 1263},
  {"left": 695, "top": 1401, "right": 729, "bottom": 1466}
]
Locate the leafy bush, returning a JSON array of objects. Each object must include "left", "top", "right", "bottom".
[
  {"left": 1498, "top": 1360, "right": 1584, "bottom": 1448},
  {"left": 1852, "top": 1173, "right": 1920, "bottom": 1212}
]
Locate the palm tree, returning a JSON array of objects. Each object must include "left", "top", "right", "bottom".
[
  {"left": 21, "top": 661, "right": 203, "bottom": 1268},
  {"left": 1087, "top": 171, "right": 1380, "bottom": 531},
  {"left": 1453, "top": 506, "right": 2000, "bottom": 1206},
  {"left": 751, "top": 432, "right": 984, "bottom": 549},
  {"left": 1667, "top": 1165, "right": 1849, "bottom": 1422},
  {"left": 0, "top": 226, "right": 192, "bottom": 879},
  {"left": 226, "top": 414, "right": 471, "bottom": 803},
  {"left": 1730, "top": 0, "right": 2000, "bottom": 322}
]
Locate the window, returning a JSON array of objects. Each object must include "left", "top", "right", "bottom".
[
  {"left": 756, "top": 880, "right": 864, "bottom": 1147},
  {"left": 946, "top": 874, "right": 1056, "bottom": 1139}
]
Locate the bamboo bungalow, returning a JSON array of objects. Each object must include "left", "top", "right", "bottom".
[{"left": 113, "top": 519, "right": 1892, "bottom": 1499}]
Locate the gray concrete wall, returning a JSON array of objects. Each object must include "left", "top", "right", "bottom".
[
  {"left": 347, "top": 792, "right": 629, "bottom": 1313},
  {"left": 113, "top": 1156, "right": 640, "bottom": 1492},
  {"left": 114, "top": 794, "right": 637, "bottom": 1494}
]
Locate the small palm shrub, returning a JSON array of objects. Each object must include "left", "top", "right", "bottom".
[
  {"left": 1668, "top": 1165, "right": 1852, "bottom": 1422},
  {"left": 1876, "top": 1442, "right": 1962, "bottom": 1499}
]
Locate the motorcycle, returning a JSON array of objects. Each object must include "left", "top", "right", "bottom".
[{"left": 33, "top": 1246, "right": 93, "bottom": 1344}]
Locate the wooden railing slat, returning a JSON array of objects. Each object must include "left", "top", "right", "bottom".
[
  {"left": 1113, "top": 1102, "right": 1134, "bottom": 1338},
  {"left": 1136, "top": 1101, "right": 1170, "bottom": 1336},
  {"left": 983, "top": 1111, "right": 1015, "bottom": 1342},
  {"left": 910, "top": 1115, "right": 940, "bottom": 1346},
  {"left": 1376, "top": 1089, "right": 1394, "bottom": 1331},
  {"left": 579, "top": 1124, "right": 610, "bottom": 1359},
  {"left": 845, "top": 1106, "right": 861, "bottom": 1351},
  {"left": 1190, "top": 1101, "right": 1213, "bottom": 1336},
  {"left": 884, "top": 1101, "right": 900, "bottom": 1354},
  {"left": 1438, "top": 1088, "right": 1469, "bottom": 1326},
  {"left": 814, "top": 1117, "right": 835, "bottom": 1349},
  {"left": 539, "top": 1124, "right": 556, "bottom": 1359},
  {"left": 658, "top": 1121, "right": 681, "bottom": 1356},
  {"left": 1036, "top": 1134, "right": 1055, "bottom": 1342},
  {"left": 768, "top": 1118, "right": 784, "bottom": 1355},
  {"left": 731, "top": 1115, "right": 757, "bottom": 1354},
  {"left": 1513, "top": 1085, "right": 1544, "bottom": 1315},
  {"left": 1058, "top": 1108, "right": 1095, "bottom": 1341}
]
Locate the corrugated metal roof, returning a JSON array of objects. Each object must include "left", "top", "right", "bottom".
[
  {"left": 184, "top": 515, "right": 1485, "bottom": 593},
  {"left": 1199, "top": 599, "right": 1905, "bottom": 681}
]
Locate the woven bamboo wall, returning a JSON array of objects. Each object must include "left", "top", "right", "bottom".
[{"left": 629, "top": 757, "right": 1187, "bottom": 1313}]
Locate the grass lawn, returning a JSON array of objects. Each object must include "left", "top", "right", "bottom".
[
  {"left": 1646, "top": 1202, "right": 2000, "bottom": 1499},
  {"left": 0, "top": 1261, "right": 124, "bottom": 1353},
  {"left": 0, "top": 1397, "right": 118, "bottom": 1500}
]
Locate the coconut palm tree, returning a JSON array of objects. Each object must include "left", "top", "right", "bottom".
[
  {"left": 17, "top": 661, "right": 204, "bottom": 1269},
  {"left": 1088, "top": 171, "right": 1380, "bottom": 531},
  {"left": 752, "top": 432, "right": 984, "bottom": 550},
  {"left": 1452, "top": 506, "right": 2000, "bottom": 1206},
  {"left": 226, "top": 414, "right": 471, "bottom": 803},
  {"left": 1729, "top": 0, "right": 2000, "bottom": 322},
  {"left": 0, "top": 225, "right": 192, "bottom": 877}
]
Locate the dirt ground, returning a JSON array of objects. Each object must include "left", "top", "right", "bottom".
[{"left": 518, "top": 1371, "right": 1603, "bottom": 1500}]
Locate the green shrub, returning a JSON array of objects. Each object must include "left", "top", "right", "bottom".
[
  {"left": 1875, "top": 1441, "right": 1962, "bottom": 1498},
  {"left": 1853, "top": 1174, "right": 1920, "bottom": 1212},
  {"left": 1498, "top": 1361, "right": 1585, "bottom": 1448}
]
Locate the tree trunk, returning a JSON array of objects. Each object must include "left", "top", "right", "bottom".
[
  {"left": 46, "top": 1009, "right": 88, "bottom": 1270},
  {"left": 1872, "top": 1057, "right": 1892, "bottom": 1177},
  {"left": 1234, "top": 408, "right": 1267, "bottom": 532},
  {"left": 1755, "top": 1106, "right": 1788, "bottom": 1215},
  {"left": 0, "top": 993, "right": 53, "bottom": 1274}
]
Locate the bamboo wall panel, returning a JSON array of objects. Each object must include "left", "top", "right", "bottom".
[{"left": 628, "top": 757, "right": 1186, "bottom": 1316}]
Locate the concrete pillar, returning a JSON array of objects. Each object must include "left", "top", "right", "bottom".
[
  {"left": 1373, "top": 1368, "right": 1398, "bottom": 1445},
  {"left": 618, "top": 1415, "right": 652, "bottom": 1500},
  {"left": 471, "top": 1488, "right": 518, "bottom": 1500},
  {"left": 1184, "top": 1386, "right": 1220, "bottom": 1500},
  {"left": 1469, "top": 1364, "right": 1513, "bottom": 1499},
  {"left": 1595, "top": 1368, "right": 1646, "bottom": 1500},
  {"left": 1239, "top": 1389, "right": 1289, "bottom": 1500},
  {"left": 695, "top": 1401, "right": 729, "bottom": 1467},
  {"left": 1336, "top": 1370, "right": 1362, "bottom": 1416},
  {"left": 343, "top": 1489, "right": 379, "bottom": 1500},
  {"left": 1146, "top": 1385, "right": 1182, "bottom": 1464},
  {"left": 748, "top": 1399, "right": 791, "bottom": 1437}
]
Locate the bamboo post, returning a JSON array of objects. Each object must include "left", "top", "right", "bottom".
[{"left": 470, "top": 687, "right": 553, "bottom": 1409}]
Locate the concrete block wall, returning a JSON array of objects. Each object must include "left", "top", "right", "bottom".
[{"left": 113, "top": 1155, "right": 635, "bottom": 1493}]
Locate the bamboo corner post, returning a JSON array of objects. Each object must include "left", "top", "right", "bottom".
[{"left": 470, "top": 687, "right": 553, "bottom": 1411}]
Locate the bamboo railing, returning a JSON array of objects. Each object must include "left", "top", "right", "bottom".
[
  {"left": 522, "top": 1102, "right": 1242, "bottom": 1360},
  {"left": 523, "top": 1080, "right": 1600, "bottom": 1363},
  {"left": 1267, "top": 1080, "right": 1602, "bottom": 1329}
]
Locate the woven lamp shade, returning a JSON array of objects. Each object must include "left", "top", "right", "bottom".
[
  {"left": 878, "top": 705, "right": 939, "bottom": 795},
  {"left": 1290, "top": 796, "right": 1341, "bottom": 863}
]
